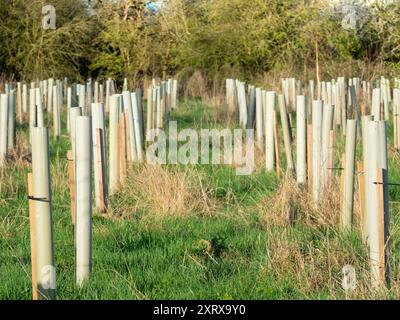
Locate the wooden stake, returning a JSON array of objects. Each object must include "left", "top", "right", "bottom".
[
  {"left": 28, "top": 173, "right": 38, "bottom": 300},
  {"left": 375, "top": 168, "right": 387, "bottom": 286}
]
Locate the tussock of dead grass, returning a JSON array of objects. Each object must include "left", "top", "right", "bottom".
[
  {"left": 5, "top": 131, "right": 30, "bottom": 168},
  {"left": 183, "top": 71, "right": 210, "bottom": 101},
  {"left": 259, "top": 174, "right": 340, "bottom": 228},
  {"left": 0, "top": 132, "right": 30, "bottom": 195},
  {"left": 263, "top": 227, "right": 378, "bottom": 299},
  {"left": 258, "top": 173, "right": 400, "bottom": 298},
  {"left": 110, "top": 164, "right": 217, "bottom": 219}
]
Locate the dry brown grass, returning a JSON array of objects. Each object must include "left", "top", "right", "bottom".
[
  {"left": 258, "top": 174, "right": 341, "bottom": 228},
  {"left": 0, "top": 132, "right": 31, "bottom": 195},
  {"left": 183, "top": 71, "right": 210, "bottom": 101},
  {"left": 263, "top": 226, "right": 377, "bottom": 299},
  {"left": 109, "top": 164, "right": 217, "bottom": 219},
  {"left": 6, "top": 131, "right": 31, "bottom": 168}
]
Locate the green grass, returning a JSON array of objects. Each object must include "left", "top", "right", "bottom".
[{"left": 1, "top": 99, "right": 400, "bottom": 300}]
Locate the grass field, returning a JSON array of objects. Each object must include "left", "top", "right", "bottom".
[{"left": 1, "top": 99, "right": 400, "bottom": 300}]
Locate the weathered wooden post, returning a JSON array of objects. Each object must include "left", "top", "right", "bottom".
[
  {"left": 296, "top": 95, "right": 307, "bottom": 185},
  {"left": 75, "top": 116, "right": 92, "bottom": 286},
  {"left": 31, "top": 127, "right": 56, "bottom": 299}
]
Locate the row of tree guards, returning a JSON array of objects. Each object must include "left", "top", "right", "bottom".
[
  {"left": 226, "top": 76, "right": 393, "bottom": 289},
  {"left": 0, "top": 76, "right": 178, "bottom": 300}
]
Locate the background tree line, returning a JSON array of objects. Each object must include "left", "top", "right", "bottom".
[{"left": 0, "top": 0, "right": 400, "bottom": 83}]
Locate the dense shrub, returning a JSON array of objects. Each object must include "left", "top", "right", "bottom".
[{"left": 1, "top": 0, "right": 400, "bottom": 81}]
